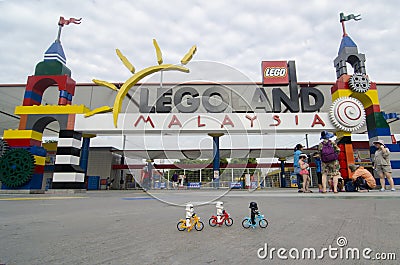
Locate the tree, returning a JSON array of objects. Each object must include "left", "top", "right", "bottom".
[
  {"left": 230, "top": 158, "right": 258, "bottom": 179},
  {"left": 171, "top": 158, "right": 228, "bottom": 183}
]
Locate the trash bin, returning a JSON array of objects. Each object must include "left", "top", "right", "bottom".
[{"left": 87, "top": 176, "right": 100, "bottom": 190}]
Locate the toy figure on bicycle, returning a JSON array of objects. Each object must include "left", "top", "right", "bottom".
[
  {"left": 242, "top": 202, "right": 268, "bottom": 229},
  {"left": 177, "top": 203, "right": 204, "bottom": 232},
  {"left": 208, "top": 201, "right": 233, "bottom": 227}
]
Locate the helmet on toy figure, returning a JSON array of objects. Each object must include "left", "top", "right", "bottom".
[{"left": 249, "top": 201, "right": 258, "bottom": 210}]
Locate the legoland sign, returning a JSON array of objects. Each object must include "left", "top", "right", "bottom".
[
  {"left": 136, "top": 61, "right": 324, "bottom": 114},
  {"left": 76, "top": 60, "right": 333, "bottom": 134},
  {"left": 138, "top": 84, "right": 324, "bottom": 114}
]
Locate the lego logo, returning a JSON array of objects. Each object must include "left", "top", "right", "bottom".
[{"left": 264, "top": 67, "right": 287, "bottom": 78}]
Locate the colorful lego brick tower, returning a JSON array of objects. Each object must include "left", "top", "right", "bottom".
[
  {"left": 330, "top": 13, "right": 400, "bottom": 183},
  {"left": 1, "top": 17, "right": 87, "bottom": 190}
]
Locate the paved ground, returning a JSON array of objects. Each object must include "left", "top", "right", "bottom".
[{"left": 0, "top": 188, "right": 399, "bottom": 265}]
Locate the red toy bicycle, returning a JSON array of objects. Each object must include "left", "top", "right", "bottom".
[{"left": 208, "top": 210, "right": 233, "bottom": 227}]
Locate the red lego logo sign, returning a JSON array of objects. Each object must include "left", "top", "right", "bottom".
[{"left": 262, "top": 61, "right": 289, "bottom": 85}]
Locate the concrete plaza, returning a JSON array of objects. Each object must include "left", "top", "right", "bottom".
[{"left": 0, "top": 189, "right": 399, "bottom": 265}]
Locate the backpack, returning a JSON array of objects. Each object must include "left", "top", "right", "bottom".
[
  {"left": 321, "top": 141, "right": 338, "bottom": 163},
  {"left": 355, "top": 177, "right": 366, "bottom": 189},
  {"left": 345, "top": 181, "right": 357, "bottom": 192}
]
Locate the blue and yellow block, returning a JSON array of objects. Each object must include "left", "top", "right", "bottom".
[
  {"left": 58, "top": 90, "right": 73, "bottom": 105},
  {"left": 0, "top": 146, "right": 47, "bottom": 190},
  {"left": 1, "top": 130, "right": 47, "bottom": 190}
]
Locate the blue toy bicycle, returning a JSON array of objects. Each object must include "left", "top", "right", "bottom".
[{"left": 242, "top": 212, "right": 268, "bottom": 229}]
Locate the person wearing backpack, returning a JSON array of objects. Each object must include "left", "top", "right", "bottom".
[{"left": 318, "top": 131, "right": 341, "bottom": 193}]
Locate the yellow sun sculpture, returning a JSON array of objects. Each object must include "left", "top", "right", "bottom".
[{"left": 88, "top": 39, "right": 197, "bottom": 127}]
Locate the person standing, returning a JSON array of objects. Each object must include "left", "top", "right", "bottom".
[
  {"left": 141, "top": 166, "right": 150, "bottom": 191},
  {"left": 172, "top": 172, "right": 179, "bottom": 189},
  {"left": 313, "top": 152, "right": 323, "bottom": 192},
  {"left": 299, "top": 154, "right": 311, "bottom": 193},
  {"left": 293, "top": 144, "right": 304, "bottom": 192},
  {"left": 319, "top": 131, "right": 341, "bottom": 193},
  {"left": 106, "top": 177, "right": 110, "bottom": 190},
  {"left": 373, "top": 140, "right": 395, "bottom": 191},
  {"left": 120, "top": 176, "right": 125, "bottom": 190}
]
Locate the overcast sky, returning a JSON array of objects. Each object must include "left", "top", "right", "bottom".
[{"left": 0, "top": 0, "right": 399, "bottom": 84}]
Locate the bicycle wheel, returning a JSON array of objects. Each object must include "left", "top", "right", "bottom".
[
  {"left": 242, "top": 219, "right": 251, "bottom": 228},
  {"left": 259, "top": 218, "right": 268, "bottom": 228},
  {"left": 225, "top": 218, "right": 233, "bottom": 226},
  {"left": 177, "top": 221, "right": 186, "bottom": 231},
  {"left": 209, "top": 217, "right": 217, "bottom": 227},
  {"left": 195, "top": 221, "right": 204, "bottom": 231}
]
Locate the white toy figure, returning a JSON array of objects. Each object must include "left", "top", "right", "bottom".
[
  {"left": 185, "top": 203, "right": 194, "bottom": 227},
  {"left": 216, "top": 201, "right": 224, "bottom": 223}
]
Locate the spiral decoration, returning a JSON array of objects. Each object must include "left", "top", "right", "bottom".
[
  {"left": 329, "top": 97, "right": 366, "bottom": 132},
  {"left": 0, "top": 148, "right": 35, "bottom": 188},
  {"left": 348, "top": 73, "right": 370, "bottom": 93}
]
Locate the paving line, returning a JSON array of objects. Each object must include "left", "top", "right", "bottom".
[{"left": 0, "top": 196, "right": 87, "bottom": 201}]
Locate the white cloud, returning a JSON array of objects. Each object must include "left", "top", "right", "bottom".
[{"left": 0, "top": 0, "right": 399, "bottom": 84}]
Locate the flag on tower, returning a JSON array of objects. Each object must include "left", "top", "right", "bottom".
[
  {"left": 340, "top": 13, "right": 361, "bottom": 22},
  {"left": 58, "top": 17, "right": 82, "bottom": 26}
]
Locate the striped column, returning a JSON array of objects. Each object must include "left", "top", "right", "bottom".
[{"left": 52, "top": 130, "right": 85, "bottom": 189}]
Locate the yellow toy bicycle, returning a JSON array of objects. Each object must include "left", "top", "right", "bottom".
[{"left": 177, "top": 213, "right": 204, "bottom": 232}]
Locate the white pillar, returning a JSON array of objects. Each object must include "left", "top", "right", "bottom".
[
  {"left": 167, "top": 170, "right": 170, "bottom": 189},
  {"left": 199, "top": 169, "right": 202, "bottom": 183}
]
